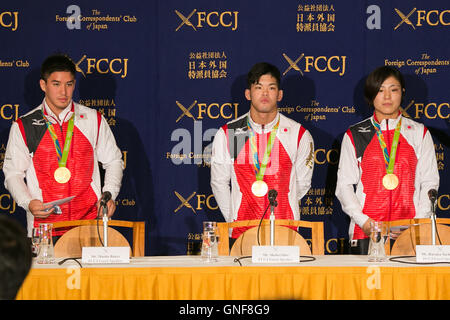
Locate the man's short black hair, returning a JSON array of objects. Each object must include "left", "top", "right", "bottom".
[
  {"left": 40, "top": 54, "right": 76, "bottom": 81},
  {"left": 247, "top": 62, "right": 281, "bottom": 89},
  {"left": 0, "top": 215, "right": 32, "bottom": 300},
  {"left": 364, "top": 66, "right": 405, "bottom": 107}
]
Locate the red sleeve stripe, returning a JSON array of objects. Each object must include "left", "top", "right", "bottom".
[
  {"left": 222, "top": 124, "right": 229, "bottom": 152},
  {"left": 16, "top": 119, "right": 27, "bottom": 147},
  {"left": 96, "top": 112, "right": 102, "bottom": 146},
  {"left": 297, "top": 126, "right": 306, "bottom": 147},
  {"left": 346, "top": 129, "right": 356, "bottom": 152}
]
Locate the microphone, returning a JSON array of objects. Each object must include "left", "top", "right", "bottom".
[
  {"left": 268, "top": 189, "right": 278, "bottom": 207},
  {"left": 428, "top": 189, "right": 437, "bottom": 203},
  {"left": 100, "top": 191, "right": 112, "bottom": 207},
  {"left": 428, "top": 189, "right": 438, "bottom": 246},
  {"left": 267, "top": 189, "right": 278, "bottom": 246}
]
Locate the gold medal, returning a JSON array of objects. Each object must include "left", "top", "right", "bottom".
[
  {"left": 251, "top": 180, "right": 268, "bottom": 197},
  {"left": 54, "top": 167, "right": 71, "bottom": 184},
  {"left": 382, "top": 173, "right": 399, "bottom": 190}
]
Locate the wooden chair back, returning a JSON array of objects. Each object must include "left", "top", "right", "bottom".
[
  {"left": 230, "top": 225, "right": 311, "bottom": 256},
  {"left": 385, "top": 218, "right": 450, "bottom": 255},
  {"left": 51, "top": 219, "right": 145, "bottom": 257},
  {"left": 217, "top": 219, "right": 324, "bottom": 255}
]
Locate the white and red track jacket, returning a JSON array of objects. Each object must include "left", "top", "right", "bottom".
[
  {"left": 211, "top": 112, "right": 314, "bottom": 238},
  {"left": 335, "top": 113, "right": 439, "bottom": 240},
  {"left": 3, "top": 100, "right": 124, "bottom": 235}
]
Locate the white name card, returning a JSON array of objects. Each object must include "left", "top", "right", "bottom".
[
  {"left": 82, "top": 246, "right": 130, "bottom": 264},
  {"left": 252, "top": 246, "right": 299, "bottom": 263},
  {"left": 416, "top": 245, "right": 450, "bottom": 263}
]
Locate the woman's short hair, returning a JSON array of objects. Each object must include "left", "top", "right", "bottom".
[{"left": 364, "top": 66, "right": 405, "bottom": 106}]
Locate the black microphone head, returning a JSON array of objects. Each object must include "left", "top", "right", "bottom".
[
  {"left": 104, "top": 191, "right": 112, "bottom": 201},
  {"left": 428, "top": 189, "right": 437, "bottom": 201},
  {"left": 268, "top": 190, "right": 278, "bottom": 207},
  {"left": 268, "top": 189, "right": 277, "bottom": 200},
  {"left": 102, "top": 191, "right": 112, "bottom": 203}
]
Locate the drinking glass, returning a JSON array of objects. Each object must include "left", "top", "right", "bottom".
[
  {"left": 36, "top": 223, "right": 55, "bottom": 264},
  {"left": 368, "top": 221, "right": 387, "bottom": 262},
  {"left": 31, "top": 227, "right": 41, "bottom": 257},
  {"left": 201, "top": 230, "right": 218, "bottom": 262}
]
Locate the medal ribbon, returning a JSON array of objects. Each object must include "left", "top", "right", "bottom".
[
  {"left": 247, "top": 115, "right": 280, "bottom": 181},
  {"left": 371, "top": 117, "right": 402, "bottom": 174},
  {"left": 42, "top": 111, "right": 75, "bottom": 168}
]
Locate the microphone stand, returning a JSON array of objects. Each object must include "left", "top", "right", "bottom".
[
  {"left": 102, "top": 203, "right": 108, "bottom": 247},
  {"left": 269, "top": 200, "right": 277, "bottom": 246},
  {"left": 430, "top": 198, "right": 437, "bottom": 246}
]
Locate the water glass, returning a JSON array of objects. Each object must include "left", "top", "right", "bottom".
[
  {"left": 201, "top": 230, "right": 218, "bottom": 262},
  {"left": 368, "top": 221, "right": 387, "bottom": 262},
  {"left": 36, "top": 223, "right": 55, "bottom": 264},
  {"left": 31, "top": 227, "right": 41, "bottom": 257}
]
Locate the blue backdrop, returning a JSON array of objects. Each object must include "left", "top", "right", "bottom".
[{"left": 0, "top": 0, "right": 449, "bottom": 255}]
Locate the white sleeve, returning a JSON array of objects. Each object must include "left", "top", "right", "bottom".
[
  {"left": 3, "top": 122, "right": 33, "bottom": 210},
  {"left": 335, "top": 133, "right": 369, "bottom": 228},
  {"left": 295, "top": 129, "right": 314, "bottom": 201},
  {"left": 210, "top": 127, "right": 233, "bottom": 222},
  {"left": 95, "top": 115, "right": 124, "bottom": 200},
  {"left": 415, "top": 129, "right": 440, "bottom": 218}
]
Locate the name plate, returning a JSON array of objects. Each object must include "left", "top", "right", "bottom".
[
  {"left": 416, "top": 245, "right": 450, "bottom": 263},
  {"left": 252, "top": 246, "right": 299, "bottom": 263},
  {"left": 82, "top": 246, "right": 130, "bottom": 264}
]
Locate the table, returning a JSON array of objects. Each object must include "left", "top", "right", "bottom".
[{"left": 16, "top": 255, "right": 450, "bottom": 300}]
